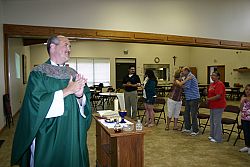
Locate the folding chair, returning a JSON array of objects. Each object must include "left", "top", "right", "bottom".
[
  {"left": 90, "top": 92, "right": 101, "bottom": 111},
  {"left": 137, "top": 96, "right": 145, "bottom": 121},
  {"left": 3, "top": 94, "right": 14, "bottom": 128},
  {"left": 221, "top": 105, "right": 240, "bottom": 142},
  {"left": 179, "top": 100, "right": 186, "bottom": 130},
  {"left": 197, "top": 101, "right": 210, "bottom": 134},
  {"left": 153, "top": 97, "right": 166, "bottom": 125},
  {"left": 233, "top": 124, "right": 244, "bottom": 146}
]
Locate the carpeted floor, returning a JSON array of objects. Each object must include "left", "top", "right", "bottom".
[{"left": 0, "top": 100, "right": 250, "bottom": 167}]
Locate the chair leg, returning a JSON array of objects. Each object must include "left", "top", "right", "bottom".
[
  {"left": 198, "top": 119, "right": 201, "bottom": 128},
  {"left": 227, "top": 124, "right": 236, "bottom": 142},
  {"left": 141, "top": 110, "right": 145, "bottom": 121},
  {"left": 202, "top": 118, "right": 209, "bottom": 134},
  {"left": 181, "top": 121, "right": 184, "bottom": 130},
  {"left": 233, "top": 128, "right": 242, "bottom": 146},
  {"left": 163, "top": 111, "right": 166, "bottom": 124},
  {"left": 156, "top": 112, "right": 162, "bottom": 125}
]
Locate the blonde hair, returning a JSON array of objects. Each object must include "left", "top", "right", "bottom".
[
  {"left": 174, "top": 70, "right": 181, "bottom": 79},
  {"left": 182, "top": 66, "right": 190, "bottom": 72}
]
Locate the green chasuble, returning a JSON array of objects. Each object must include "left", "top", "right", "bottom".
[{"left": 11, "top": 60, "right": 92, "bottom": 167}]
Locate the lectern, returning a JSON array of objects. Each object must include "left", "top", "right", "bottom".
[{"left": 93, "top": 115, "right": 144, "bottom": 167}]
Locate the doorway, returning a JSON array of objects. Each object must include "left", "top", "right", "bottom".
[
  {"left": 207, "top": 65, "right": 225, "bottom": 84},
  {"left": 115, "top": 58, "right": 136, "bottom": 89}
]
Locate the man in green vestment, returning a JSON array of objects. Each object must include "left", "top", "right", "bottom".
[{"left": 11, "top": 35, "right": 92, "bottom": 167}]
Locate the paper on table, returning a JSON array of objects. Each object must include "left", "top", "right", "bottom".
[
  {"left": 116, "top": 93, "right": 125, "bottom": 111},
  {"left": 98, "top": 119, "right": 133, "bottom": 129},
  {"left": 97, "top": 110, "right": 119, "bottom": 118}
]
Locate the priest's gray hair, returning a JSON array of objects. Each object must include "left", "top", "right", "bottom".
[{"left": 46, "top": 35, "right": 60, "bottom": 55}]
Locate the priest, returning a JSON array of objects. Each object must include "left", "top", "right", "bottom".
[{"left": 11, "top": 35, "right": 92, "bottom": 167}]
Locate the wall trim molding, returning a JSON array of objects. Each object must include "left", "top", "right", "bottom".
[
  {"left": 4, "top": 24, "right": 250, "bottom": 50},
  {"left": 3, "top": 23, "right": 250, "bottom": 93}
]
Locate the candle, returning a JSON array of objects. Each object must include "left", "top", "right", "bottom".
[{"left": 114, "top": 98, "right": 119, "bottom": 111}]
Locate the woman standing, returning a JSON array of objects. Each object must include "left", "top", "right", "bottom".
[
  {"left": 166, "top": 70, "right": 192, "bottom": 130},
  {"left": 239, "top": 84, "right": 250, "bottom": 154},
  {"left": 207, "top": 71, "right": 226, "bottom": 143},
  {"left": 143, "top": 69, "right": 158, "bottom": 127}
]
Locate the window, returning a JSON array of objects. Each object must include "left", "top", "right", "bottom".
[
  {"left": 67, "top": 58, "right": 110, "bottom": 87},
  {"left": 143, "top": 64, "right": 170, "bottom": 82}
]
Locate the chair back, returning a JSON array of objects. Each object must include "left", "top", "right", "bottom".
[
  {"left": 138, "top": 96, "right": 144, "bottom": 103},
  {"left": 155, "top": 97, "right": 166, "bottom": 105},
  {"left": 224, "top": 105, "right": 240, "bottom": 114},
  {"left": 222, "top": 105, "right": 240, "bottom": 142},
  {"left": 199, "top": 101, "right": 209, "bottom": 109},
  {"left": 153, "top": 97, "right": 166, "bottom": 125},
  {"left": 153, "top": 97, "right": 166, "bottom": 113},
  {"left": 137, "top": 96, "right": 145, "bottom": 109}
]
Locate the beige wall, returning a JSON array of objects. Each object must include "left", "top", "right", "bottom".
[
  {"left": 190, "top": 47, "right": 250, "bottom": 87},
  {"left": 8, "top": 38, "right": 30, "bottom": 117},
  {"left": 30, "top": 41, "right": 191, "bottom": 87},
  {"left": 30, "top": 41, "right": 250, "bottom": 88},
  {"left": 0, "top": 0, "right": 5, "bottom": 129},
  {"left": 2, "top": 0, "right": 250, "bottom": 42},
  {"left": 2, "top": 0, "right": 250, "bottom": 130}
]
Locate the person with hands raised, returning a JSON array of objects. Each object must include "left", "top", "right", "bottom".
[{"left": 11, "top": 35, "right": 92, "bottom": 167}]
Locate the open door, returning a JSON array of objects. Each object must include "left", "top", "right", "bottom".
[
  {"left": 207, "top": 65, "right": 225, "bottom": 84},
  {"left": 115, "top": 58, "right": 136, "bottom": 89}
]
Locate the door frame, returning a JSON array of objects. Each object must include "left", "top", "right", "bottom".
[{"left": 207, "top": 65, "right": 225, "bottom": 84}]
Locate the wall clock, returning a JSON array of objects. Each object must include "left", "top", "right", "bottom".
[{"left": 154, "top": 57, "right": 160, "bottom": 63}]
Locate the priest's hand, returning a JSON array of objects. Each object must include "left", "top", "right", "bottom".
[
  {"left": 63, "top": 75, "right": 86, "bottom": 98},
  {"left": 74, "top": 74, "right": 88, "bottom": 98}
]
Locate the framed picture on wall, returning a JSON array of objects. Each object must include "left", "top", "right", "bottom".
[{"left": 22, "top": 54, "right": 27, "bottom": 84}]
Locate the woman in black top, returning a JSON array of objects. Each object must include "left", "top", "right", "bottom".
[{"left": 143, "top": 69, "right": 158, "bottom": 127}]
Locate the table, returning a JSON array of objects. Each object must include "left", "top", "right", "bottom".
[
  {"left": 225, "top": 87, "right": 241, "bottom": 100},
  {"left": 93, "top": 114, "right": 144, "bottom": 167}
]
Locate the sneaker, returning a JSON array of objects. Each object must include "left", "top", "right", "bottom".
[
  {"left": 190, "top": 131, "right": 199, "bottom": 136},
  {"left": 208, "top": 136, "right": 213, "bottom": 140},
  {"left": 182, "top": 129, "right": 191, "bottom": 133},
  {"left": 239, "top": 147, "right": 249, "bottom": 152},
  {"left": 210, "top": 138, "right": 217, "bottom": 143}
]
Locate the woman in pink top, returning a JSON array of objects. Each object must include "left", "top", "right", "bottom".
[{"left": 239, "top": 84, "right": 250, "bottom": 154}]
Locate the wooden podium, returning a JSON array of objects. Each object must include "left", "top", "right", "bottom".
[{"left": 93, "top": 115, "right": 144, "bottom": 167}]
